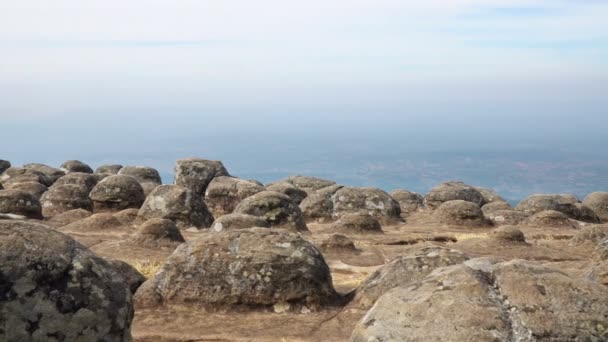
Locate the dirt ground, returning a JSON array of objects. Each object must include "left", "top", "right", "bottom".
[{"left": 63, "top": 211, "right": 598, "bottom": 342}]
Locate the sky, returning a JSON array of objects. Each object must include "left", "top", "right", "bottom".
[{"left": 1, "top": 1, "right": 607, "bottom": 198}]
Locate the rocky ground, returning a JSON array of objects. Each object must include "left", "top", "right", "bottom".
[{"left": 1, "top": 158, "right": 608, "bottom": 341}]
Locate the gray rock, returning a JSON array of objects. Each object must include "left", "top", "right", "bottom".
[
  {"left": 174, "top": 158, "right": 230, "bottom": 195},
  {"left": 0, "top": 220, "right": 133, "bottom": 341},
  {"left": 60, "top": 160, "right": 93, "bottom": 174},
  {"left": 3, "top": 181, "right": 48, "bottom": 199},
  {"left": 113, "top": 208, "right": 140, "bottom": 226},
  {"left": 353, "top": 246, "right": 470, "bottom": 308},
  {"left": 572, "top": 224, "right": 608, "bottom": 244},
  {"left": 524, "top": 210, "right": 578, "bottom": 229},
  {"left": 107, "top": 259, "right": 146, "bottom": 294},
  {"left": 53, "top": 172, "right": 100, "bottom": 192},
  {"left": 352, "top": 259, "right": 608, "bottom": 342},
  {"left": 330, "top": 212, "right": 382, "bottom": 234},
  {"left": 96, "top": 164, "right": 123, "bottom": 175},
  {"left": 390, "top": 189, "right": 423, "bottom": 215},
  {"left": 89, "top": 175, "right": 145, "bottom": 212},
  {"left": 433, "top": 200, "right": 491, "bottom": 227},
  {"left": 233, "top": 191, "right": 308, "bottom": 232},
  {"left": 0, "top": 159, "right": 10, "bottom": 174},
  {"left": 300, "top": 185, "right": 343, "bottom": 223},
  {"left": 0, "top": 189, "right": 43, "bottom": 219},
  {"left": 22, "top": 163, "right": 66, "bottom": 184},
  {"left": 128, "top": 218, "right": 185, "bottom": 248},
  {"left": 267, "top": 176, "right": 336, "bottom": 195},
  {"left": 0, "top": 167, "right": 53, "bottom": 187},
  {"left": 490, "top": 226, "right": 527, "bottom": 243},
  {"left": 318, "top": 234, "right": 357, "bottom": 252},
  {"left": 475, "top": 186, "right": 506, "bottom": 204},
  {"left": 485, "top": 209, "right": 529, "bottom": 226},
  {"left": 481, "top": 201, "right": 512, "bottom": 215},
  {"left": 137, "top": 185, "right": 214, "bottom": 229},
  {"left": 40, "top": 184, "right": 93, "bottom": 218},
  {"left": 205, "top": 176, "right": 265, "bottom": 217},
  {"left": 118, "top": 166, "right": 162, "bottom": 196},
  {"left": 516, "top": 194, "right": 599, "bottom": 223},
  {"left": 134, "top": 228, "right": 339, "bottom": 311},
  {"left": 266, "top": 181, "right": 308, "bottom": 204},
  {"left": 583, "top": 192, "right": 608, "bottom": 222},
  {"left": 332, "top": 187, "right": 401, "bottom": 223},
  {"left": 211, "top": 213, "right": 270, "bottom": 232},
  {"left": 424, "top": 181, "right": 486, "bottom": 210}
]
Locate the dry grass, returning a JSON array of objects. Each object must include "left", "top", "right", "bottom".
[
  {"left": 451, "top": 232, "right": 489, "bottom": 241},
  {"left": 131, "top": 259, "right": 163, "bottom": 278}
]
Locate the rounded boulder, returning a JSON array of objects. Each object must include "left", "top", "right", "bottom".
[
  {"left": 204, "top": 176, "right": 265, "bottom": 217},
  {"left": 137, "top": 185, "right": 214, "bottom": 229},
  {"left": 89, "top": 175, "right": 145, "bottom": 212},
  {"left": 233, "top": 191, "right": 308, "bottom": 231}
]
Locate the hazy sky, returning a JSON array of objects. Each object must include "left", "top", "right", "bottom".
[{"left": 1, "top": 1, "right": 607, "bottom": 195}]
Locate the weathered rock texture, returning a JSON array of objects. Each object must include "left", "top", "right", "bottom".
[
  {"left": 205, "top": 176, "right": 265, "bottom": 217},
  {"left": 485, "top": 209, "right": 529, "bottom": 226},
  {"left": 40, "top": 184, "right": 93, "bottom": 217},
  {"left": 89, "top": 175, "right": 145, "bottom": 212},
  {"left": 174, "top": 158, "right": 230, "bottom": 195},
  {"left": 2, "top": 181, "right": 47, "bottom": 199},
  {"left": 137, "top": 185, "right": 214, "bottom": 229},
  {"left": 268, "top": 175, "right": 336, "bottom": 195},
  {"left": 332, "top": 187, "right": 401, "bottom": 223},
  {"left": 96, "top": 164, "right": 123, "bottom": 175},
  {"left": 60, "top": 160, "right": 94, "bottom": 174},
  {"left": 22, "top": 163, "right": 65, "bottom": 185},
  {"left": 516, "top": 194, "right": 600, "bottom": 223},
  {"left": 300, "top": 185, "right": 343, "bottom": 223},
  {"left": 424, "top": 181, "right": 485, "bottom": 210},
  {"left": 584, "top": 192, "right": 608, "bottom": 222},
  {"left": 524, "top": 210, "right": 578, "bottom": 229},
  {"left": 128, "top": 218, "right": 185, "bottom": 248},
  {"left": 0, "top": 189, "right": 43, "bottom": 219},
  {"left": 266, "top": 181, "right": 308, "bottom": 204},
  {"left": 433, "top": 200, "right": 490, "bottom": 227},
  {"left": 330, "top": 212, "right": 382, "bottom": 234},
  {"left": 118, "top": 166, "right": 162, "bottom": 196},
  {"left": 0, "top": 160, "right": 10, "bottom": 174},
  {"left": 211, "top": 213, "right": 270, "bottom": 232},
  {"left": 234, "top": 191, "right": 308, "bottom": 231},
  {"left": 390, "top": 189, "right": 423, "bottom": 215}
]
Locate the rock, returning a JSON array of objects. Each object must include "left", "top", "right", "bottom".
[
  {"left": 433, "top": 200, "right": 490, "bottom": 227},
  {"left": 174, "top": 158, "right": 230, "bottom": 195},
  {"left": 424, "top": 181, "right": 485, "bottom": 210},
  {"left": 475, "top": 186, "right": 506, "bottom": 204},
  {"left": 113, "top": 208, "right": 140, "bottom": 226},
  {"left": 318, "top": 234, "right": 357, "bottom": 252},
  {"left": 96, "top": 164, "right": 123, "bottom": 174},
  {"left": 22, "top": 163, "right": 66, "bottom": 185},
  {"left": 0, "top": 189, "right": 43, "bottom": 219},
  {"left": 60, "top": 160, "right": 94, "bottom": 174},
  {"left": 0, "top": 167, "right": 53, "bottom": 186},
  {"left": 300, "top": 185, "right": 343, "bottom": 222},
  {"left": 330, "top": 212, "right": 382, "bottom": 234},
  {"left": 47, "top": 208, "right": 93, "bottom": 227},
  {"left": 516, "top": 194, "right": 599, "bottom": 223},
  {"left": 352, "top": 259, "right": 608, "bottom": 342},
  {"left": 484, "top": 209, "right": 528, "bottom": 226},
  {"left": 524, "top": 210, "right": 578, "bottom": 229},
  {"left": 108, "top": 259, "right": 147, "bottom": 294},
  {"left": 118, "top": 166, "right": 162, "bottom": 196},
  {"left": 234, "top": 191, "right": 308, "bottom": 232},
  {"left": 332, "top": 187, "right": 401, "bottom": 223},
  {"left": 53, "top": 172, "right": 100, "bottom": 191},
  {"left": 586, "top": 262, "right": 608, "bottom": 286},
  {"left": 268, "top": 176, "right": 336, "bottom": 195},
  {"left": 389, "top": 189, "right": 423, "bottom": 215},
  {"left": 266, "top": 181, "right": 308, "bottom": 204},
  {"left": 60, "top": 213, "right": 127, "bottom": 233},
  {"left": 134, "top": 228, "right": 339, "bottom": 310},
  {"left": 489, "top": 226, "right": 526, "bottom": 243},
  {"left": 40, "top": 184, "right": 93, "bottom": 217},
  {"left": 211, "top": 213, "right": 270, "bottom": 232},
  {"left": 0, "top": 220, "right": 133, "bottom": 341},
  {"left": 3, "top": 181, "right": 48, "bottom": 199},
  {"left": 137, "top": 185, "right": 214, "bottom": 229},
  {"left": 597, "top": 238, "right": 608, "bottom": 261},
  {"left": 353, "top": 246, "right": 470, "bottom": 308},
  {"left": 0, "top": 159, "right": 10, "bottom": 174},
  {"left": 205, "top": 176, "right": 265, "bottom": 217},
  {"left": 89, "top": 175, "right": 146, "bottom": 212},
  {"left": 128, "top": 218, "right": 185, "bottom": 248},
  {"left": 481, "top": 201, "right": 512, "bottom": 214},
  {"left": 583, "top": 192, "right": 608, "bottom": 222},
  {"left": 572, "top": 224, "right": 608, "bottom": 244}
]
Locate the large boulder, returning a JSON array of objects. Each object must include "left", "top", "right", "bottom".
[
  {"left": 134, "top": 228, "right": 339, "bottom": 311},
  {"left": 266, "top": 181, "right": 308, "bottom": 204},
  {"left": 118, "top": 166, "right": 162, "bottom": 196},
  {"left": 0, "top": 189, "right": 43, "bottom": 219},
  {"left": 53, "top": 172, "right": 100, "bottom": 192},
  {"left": 137, "top": 185, "right": 214, "bottom": 229},
  {"left": 516, "top": 194, "right": 599, "bottom": 223},
  {"left": 484, "top": 209, "right": 529, "bottom": 226},
  {"left": 424, "top": 181, "right": 485, "bottom": 210},
  {"left": 583, "top": 192, "right": 608, "bottom": 222},
  {"left": 330, "top": 212, "right": 382, "bottom": 234},
  {"left": 127, "top": 218, "right": 185, "bottom": 248},
  {"left": 59, "top": 160, "right": 93, "bottom": 174},
  {"left": 174, "top": 158, "right": 230, "bottom": 195},
  {"left": 268, "top": 175, "right": 335, "bottom": 195},
  {"left": 481, "top": 201, "right": 512, "bottom": 215},
  {"left": 96, "top": 164, "right": 123, "bottom": 175},
  {"left": 352, "top": 259, "right": 608, "bottom": 341},
  {"left": 234, "top": 191, "right": 308, "bottom": 231},
  {"left": 0, "top": 167, "right": 53, "bottom": 187},
  {"left": 89, "top": 175, "right": 146, "bottom": 212},
  {"left": 489, "top": 226, "right": 527, "bottom": 243},
  {"left": 107, "top": 259, "right": 146, "bottom": 295},
  {"left": 300, "top": 184, "right": 343, "bottom": 222},
  {"left": 211, "top": 213, "right": 270, "bottom": 232},
  {"left": 433, "top": 200, "right": 490, "bottom": 227},
  {"left": 40, "top": 184, "right": 93, "bottom": 218},
  {"left": 390, "top": 189, "right": 423, "bottom": 215},
  {"left": 22, "top": 163, "right": 66, "bottom": 185},
  {"left": 331, "top": 187, "right": 401, "bottom": 223},
  {"left": 353, "top": 246, "right": 470, "bottom": 308},
  {"left": 524, "top": 210, "right": 578, "bottom": 229},
  {"left": 3, "top": 181, "right": 47, "bottom": 199},
  {"left": 475, "top": 186, "right": 506, "bottom": 204},
  {"left": 205, "top": 176, "right": 265, "bottom": 217},
  {"left": 0, "top": 159, "right": 10, "bottom": 174},
  {"left": 0, "top": 220, "right": 134, "bottom": 341}
]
